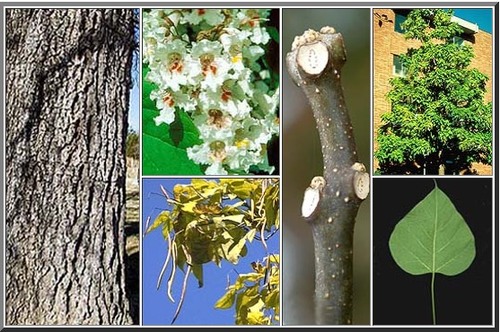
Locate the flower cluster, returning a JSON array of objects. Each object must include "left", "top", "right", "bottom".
[{"left": 143, "top": 9, "right": 279, "bottom": 175}]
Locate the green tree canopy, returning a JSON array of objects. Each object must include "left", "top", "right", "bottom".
[
  {"left": 126, "top": 128, "right": 140, "bottom": 160},
  {"left": 375, "top": 9, "right": 492, "bottom": 175}
]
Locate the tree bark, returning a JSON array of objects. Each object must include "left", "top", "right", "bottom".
[{"left": 6, "top": 9, "right": 135, "bottom": 325}]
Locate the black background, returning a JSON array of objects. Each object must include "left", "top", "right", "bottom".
[{"left": 373, "top": 178, "right": 493, "bottom": 325}]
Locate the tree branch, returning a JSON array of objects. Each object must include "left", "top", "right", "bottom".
[{"left": 286, "top": 27, "right": 369, "bottom": 325}]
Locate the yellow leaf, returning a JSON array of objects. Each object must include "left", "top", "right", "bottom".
[
  {"left": 213, "top": 214, "right": 245, "bottom": 226},
  {"left": 147, "top": 211, "right": 171, "bottom": 235},
  {"left": 246, "top": 228, "right": 257, "bottom": 242},
  {"left": 266, "top": 254, "right": 280, "bottom": 264},
  {"left": 264, "top": 289, "right": 280, "bottom": 312},
  {"left": 246, "top": 300, "right": 270, "bottom": 325},
  {"left": 239, "top": 285, "right": 260, "bottom": 308},
  {"left": 180, "top": 201, "right": 197, "bottom": 213},
  {"left": 227, "top": 236, "right": 247, "bottom": 264},
  {"left": 191, "top": 178, "right": 210, "bottom": 188},
  {"left": 173, "top": 184, "right": 191, "bottom": 201},
  {"left": 191, "top": 179, "right": 220, "bottom": 198},
  {"left": 221, "top": 179, "right": 258, "bottom": 199},
  {"left": 237, "top": 272, "right": 263, "bottom": 283},
  {"left": 214, "top": 289, "right": 236, "bottom": 309}
]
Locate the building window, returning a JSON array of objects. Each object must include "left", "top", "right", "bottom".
[
  {"left": 395, "top": 13, "right": 407, "bottom": 33},
  {"left": 393, "top": 55, "right": 407, "bottom": 77},
  {"left": 451, "top": 35, "right": 464, "bottom": 46}
]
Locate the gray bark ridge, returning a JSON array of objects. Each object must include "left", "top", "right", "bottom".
[{"left": 6, "top": 9, "right": 135, "bottom": 325}]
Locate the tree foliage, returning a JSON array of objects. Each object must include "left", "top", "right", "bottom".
[
  {"left": 375, "top": 9, "right": 492, "bottom": 175},
  {"left": 215, "top": 255, "right": 279, "bottom": 325},
  {"left": 126, "top": 129, "right": 140, "bottom": 160},
  {"left": 145, "top": 178, "right": 280, "bottom": 325}
]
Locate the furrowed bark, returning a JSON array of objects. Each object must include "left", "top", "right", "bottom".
[
  {"left": 5, "top": 9, "right": 136, "bottom": 325},
  {"left": 286, "top": 27, "right": 369, "bottom": 325}
]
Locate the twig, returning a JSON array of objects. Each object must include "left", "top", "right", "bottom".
[{"left": 286, "top": 27, "right": 369, "bottom": 325}]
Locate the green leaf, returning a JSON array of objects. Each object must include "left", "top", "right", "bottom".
[
  {"left": 266, "top": 26, "right": 279, "bottom": 43},
  {"left": 375, "top": 9, "right": 492, "bottom": 174},
  {"left": 142, "top": 64, "right": 203, "bottom": 175},
  {"left": 389, "top": 181, "right": 475, "bottom": 276},
  {"left": 142, "top": 105, "right": 201, "bottom": 149},
  {"left": 142, "top": 134, "right": 203, "bottom": 175},
  {"left": 142, "top": 66, "right": 156, "bottom": 110},
  {"left": 191, "top": 264, "right": 203, "bottom": 288}
]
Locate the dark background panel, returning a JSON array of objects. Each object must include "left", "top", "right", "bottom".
[{"left": 373, "top": 178, "right": 493, "bottom": 325}]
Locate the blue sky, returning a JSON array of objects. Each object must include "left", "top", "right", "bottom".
[
  {"left": 129, "top": 82, "right": 139, "bottom": 132},
  {"left": 129, "top": 12, "right": 140, "bottom": 133},
  {"left": 142, "top": 178, "right": 280, "bottom": 325},
  {"left": 453, "top": 8, "right": 493, "bottom": 33}
]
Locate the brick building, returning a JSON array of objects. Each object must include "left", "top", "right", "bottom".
[{"left": 373, "top": 8, "right": 493, "bottom": 174}]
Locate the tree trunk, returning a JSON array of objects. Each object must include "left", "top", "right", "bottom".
[{"left": 6, "top": 9, "right": 135, "bottom": 325}]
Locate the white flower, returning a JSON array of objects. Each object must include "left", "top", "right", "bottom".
[
  {"left": 205, "top": 162, "right": 227, "bottom": 175},
  {"left": 220, "top": 28, "right": 252, "bottom": 51},
  {"left": 193, "top": 108, "right": 237, "bottom": 141},
  {"left": 150, "top": 89, "right": 197, "bottom": 125},
  {"left": 243, "top": 45, "right": 265, "bottom": 64},
  {"left": 186, "top": 143, "right": 210, "bottom": 165},
  {"left": 226, "top": 143, "right": 263, "bottom": 173},
  {"left": 154, "top": 108, "right": 176, "bottom": 126},
  {"left": 250, "top": 27, "right": 271, "bottom": 45},
  {"left": 187, "top": 140, "right": 230, "bottom": 175},
  {"left": 219, "top": 29, "right": 252, "bottom": 74},
  {"left": 146, "top": 39, "right": 201, "bottom": 92},
  {"left": 191, "top": 40, "right": 232, "bottom": 91},
  {"left": 199, "top": 83, "right": 252, "bottom": 119},
  {"left": 253, "top": 88, "right": 280, "bottom": 116},
  {"left": 225, "top": 99, "right": 252, "bottom": 119},
  {"left": 182, "top": 9, "right": 225, "bottom": 26},
  {"left": 237, "top": 79, "right": 254, "bottom": 99},
  {"left": 143, "top": 8, "right": 279, "bottom": 175},
  {"left": 161, "top": 9, "right": 182, "bottom": 27},
  {"left": 143, "top": 12, "right": 170, "bottom": 64},
  {"left": 233, "top": 9, "right": 270, "bottom": 29}
]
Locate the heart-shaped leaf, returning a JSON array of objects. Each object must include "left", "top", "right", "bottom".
[
  {"left": 142, "top": 134, "right": 203, "bottom": 175},
  {"left": 389, "top": 181, "right": 475, "bottom": 276},
  {"left": 143, "top": 107, "right": 202, "bottom": 149},
  {"left": 142, "top": 64, "right": 203, "bottom": 175}
]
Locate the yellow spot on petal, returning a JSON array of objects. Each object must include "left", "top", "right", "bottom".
[
  {"left": 231, "top": 53, "right": 243, "bottom": 64},
  {"left": 235, "top": 139, "right": 250, "bottom": 148}
]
